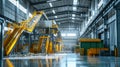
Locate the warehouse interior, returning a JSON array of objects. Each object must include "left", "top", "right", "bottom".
[{"left": 0, "top": 0, "right": 120, "bottom": 67}]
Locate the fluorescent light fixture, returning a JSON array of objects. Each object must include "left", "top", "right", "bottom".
[
  {"left": 52, "top": 10, "right": 55, "bottom": 14},
  {"left": 72, "top": 14, "right": 75, "bottom": 17},
  {"left": 72, "top": 17, "right": 75, "bottom": 19},
  {"left": 67, "top": 33, "right": 76, "bottom": 36},
  {"left": 55, "top": 16, "right": 58, "bottom": 18},
  {"left": 73, "top": 0, "right": 78, "bottom": 5},
  {"left": 49, "top": 3, "right": 53, "bottom": 7},
  {"left": 73, "top": 6, "right": 77, "bottom": 11},
  {"left": 47, "top": 0, "right": 56, "bottom": 2}
]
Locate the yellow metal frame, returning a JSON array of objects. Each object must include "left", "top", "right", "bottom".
[
  {"left": 47, "top": 41, "right": 53, "bottom": 54},
  {"left": 55, "top": 44, "right": 59, "bottom": 52},
  {"left": 6, "top": 59, "right": 14, "bottom": 67},
  {"left": 4, "top": 23, "right": 13, "bottom": 37},
  {"left": 30, "top": 36, "right": 50, "bottom": 53},
  {"left": 4, "top": 11, "right": 47, "bottom": 56}
]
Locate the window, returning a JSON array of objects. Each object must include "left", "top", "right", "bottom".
[
  {"left": 61, "top": 33, "right": 66, "bottom": 36},
  {"left": 67, "top": 33, "right": 76, "bottom": 37},
  {"left": 61, "top": 33, "right": 77, "bottom": 37}
]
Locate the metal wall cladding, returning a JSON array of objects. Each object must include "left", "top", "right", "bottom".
[
  {"left": 3, "top": 0, "right": 34, "bottom": 22},
  {"left": 4, "top": 0, "right": 16, "bottom": 20}
]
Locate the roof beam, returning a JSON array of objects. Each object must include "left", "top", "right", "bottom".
[
  {"left": 31, "top": 0, "right": 61, "bottom": 5},
  {"left": 49, "top": 15, "right": 69, "bottom": 20},
  {"left": 56, "top": 19, "right": 83, "bottom": 23},
  {"left": 58, "top": 22, "right": 80, "bottom": 24},
  {"left": 47, "top": 11, "right": 87, "bottom": 17},
  {"left": 37, "top": 5, "right": 88, "bottom": 11},
  {"left": 58, "top": 21, "right": 82, "bottom": 23},
  {"left": 49, "top": 16, "right": 86, "bottom": 20}
]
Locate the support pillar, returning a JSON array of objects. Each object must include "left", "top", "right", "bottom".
[
  {"left": 115, "top": 5, "right": 120, "bottom": 56},
  {"left": 0, "top": 0, "right": 5, "bottom": 67},
  {"left": 103, "top": 16, "right": 108, "bottom": 48},
  {"left": 0, "top": 18, "right": 4, "bottom": 67},
  {"left": 28, "top": 34, "right": 31, "bottom": 52}
]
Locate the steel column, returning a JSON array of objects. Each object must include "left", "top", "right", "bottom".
[
  {"left": 0, "top": 18, "right": 4, "bottom": 67},
  {"left": 0, "top": 0, "right": 5, "bottom": 67},
  {"left": 28, "top": 34, "right": 31, "bottom": 52},
  {"left": 115, "top": 7, "right": 120, "bottom": 57},
  {"left": 103, "top": 16, "right": 108, "bottom": 48}
]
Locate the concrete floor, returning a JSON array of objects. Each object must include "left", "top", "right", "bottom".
[{"left": 3, "top": 53, "right": 120, "bottom": 67}]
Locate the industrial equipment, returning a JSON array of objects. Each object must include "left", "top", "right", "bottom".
[
  {"left": 4, "top": 11, "right": 47, "bottom": 56},
  {"left": 30, "top": 36, "right": 50, "bottom": 53},
  {"left": 87, "top": 48, "right": 109, "bottom": 56},
  {"left": 29, "top": 20, "right": 61, "bottom": 54},
  {"left": 79, "top": 38, "right": 105, "bottom": 56}
]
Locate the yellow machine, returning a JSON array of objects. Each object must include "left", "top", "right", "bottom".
[
  {"left": 39, "top": 36, "right": 50, "bottom": 53},
  {"left": 55, "top": 43, "right": 63, "bottom": 52},
  {"left": 4, "top": 11, "right": 47, "bottom": 56},
  {"left": 87, "top": 48, "right": 109, "bottom": 56},
  {"left": 47, "top": 41, "right": 54, "bottom": 54},
  {"left": 5, "top": 16, "right": 61, "bottom": 54},
  {"left": 30, "top": 21, "right": 60, "bottom": 54},
  {"left": 30, "top": 35, "right": 55, "bottom": 54},
  {"left": 55, "top": 43, "right": 59, "bottom": 52},
  {"left": 30, "top": 36, "right": 51, "bottom": 53}
]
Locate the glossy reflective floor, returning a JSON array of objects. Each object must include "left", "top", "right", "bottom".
[{"left": 3, "top": 53, "right": 120, "bottom": 67}]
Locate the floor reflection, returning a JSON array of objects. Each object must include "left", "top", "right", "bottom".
[{"left": 3, "top": 53, "right": 120, "bottom": 67}]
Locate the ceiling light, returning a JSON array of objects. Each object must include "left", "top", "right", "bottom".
[
  {"left": 55, "top": 16, "right": 58, "bottom": 18},
  {"left": 47, "top": 0, "right": 56, "bottom": 2},
  {"left": 52, "top": 10, "right": 55, "bottom": 14},
  {"left": 73, "top": 0, "right": 78, "bottom": 5},
  {"left": 72, "top": 14, "right": 75, "bottom": 17},
  {"left": 73, "top": 6, "right": 77, "bottom": 11},
  {"left": 72, "top": 17, "right": 75, "bottom": 19},
  {"left": 49, "top": 3, "right": 53, "bottom": 7}
]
